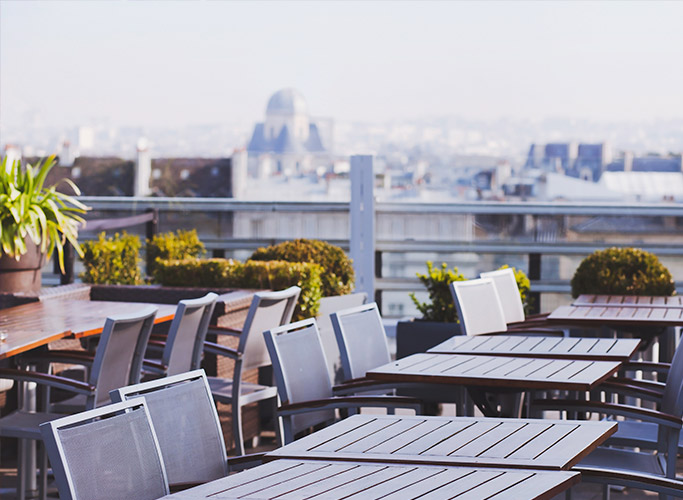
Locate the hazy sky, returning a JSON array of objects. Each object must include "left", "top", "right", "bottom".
[{"left": 2, "top": 0, "right": 682, "bottom": 129}]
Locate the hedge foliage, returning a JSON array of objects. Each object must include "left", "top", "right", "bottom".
[
  {"left": 80, "top": 232, "right": 143, "bottom": 285},
  {"left": 410, "top": 261, "right": 466, "bottom": 322},
  {"left": 154, "top": 258, "right": 322, "bottom": 320},
  {"left": 571, "top": 247, "right": 675, "bottom": 298},
  {"left": 249, "top": 239, "right": 354, "bottom": 297},
  {"left": 147, "top": 229, "right": 205, "bottom": 280}
]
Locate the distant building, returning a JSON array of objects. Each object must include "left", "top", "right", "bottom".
[
  {"left": 525, "top": 142, "right": 610, "bottom": 181},
  {"left": 247, "top": 88, "right": 332, "bottom": 178}
]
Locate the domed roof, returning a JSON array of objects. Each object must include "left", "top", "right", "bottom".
[{"left": 266, "top": 88, "right": 308, "bottom": 116}]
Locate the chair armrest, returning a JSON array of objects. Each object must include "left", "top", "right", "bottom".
[
  {"left": 0, "top": 368, "right": 95, "bottom": 395},
  {"left": 620, "top": 361, "right": 671, "bottom": 376},
  {"left": 169, "top": 482, "right": 204, "bottom": 493},
  {"left": 505, "top": 326, "right": 565, "bottom": 336},
  {"left": 332, "top": 378, "right": 427, "bottom": 396},
  {"left": 278, "top": 395, "right": 422, "bottom": 416},
  {"left": 208, "top": 325, "right": 242, "bottom": 337},
  {"left": 142, "top": 359, "right": 167, "bottom": 375},
  {"left": 203, "top": 341, "right": 240, "bottom": 360},
  {"left": 532, "top": 398, "right": 682, "bottom": 429},
  {"left": 20, "top": 350, "right": 95, "bottom": 368},
  {"left": 600, "top": 378, "right": 665, "bottom": 402},
  {"left": 227, "top": 453, "right": 264, "bottom": 472},
  {"left": 575, "top": 465, "right": 683, "bottom": 497}
]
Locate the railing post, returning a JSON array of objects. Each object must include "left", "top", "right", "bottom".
[
  {"left": 145, "top": 208, "right": 159, "bottom": 274},
  {"left": 350, "top": 155, "right": 375, "bottom": 301},
  {"left": 56, "top": 241, "right": 75, "bottom": 285},
  {"left": 374, "top": 250, "right": 383, "bottom": 309},
  {"left": 528, "top": 252, "right": 541, "bottom": 314}
]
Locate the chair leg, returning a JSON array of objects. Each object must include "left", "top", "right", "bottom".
[
  {"left": 273, "top": 397, "right": 284, "bottom": 448},
  {"left": 18, "top": 438, "right": 26, "bottom": 500},
  {"left": 232, "top": 403, "right": 245, "bottom": 455},
  {"left": 39, "top": 441, "right": 48, "bottom": 500}
]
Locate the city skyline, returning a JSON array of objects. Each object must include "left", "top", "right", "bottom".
[{"left": 2, "top": 0, "right": 683, "bottom": 133}]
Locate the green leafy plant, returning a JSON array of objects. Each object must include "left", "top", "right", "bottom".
[
  {"left": 571, "top": 247, "right": 675, "bottom": 298},
  {"left": 249, "top": 238, "right": 354, "bottom": 297},
  {"left": 80, "top": 232, "right": 143, "bottom": 285},
  {"left": 410, "top": 261, "right": 466, "bottom": 322},
  {"left": 0, "top": 155, "right": 88, "bottom": 271},
  {"left": 147, "top": 229, "right": 205, "bottom": 280},
  {"left": 154, "top": 258, "right": 322, "bottom": 320}
]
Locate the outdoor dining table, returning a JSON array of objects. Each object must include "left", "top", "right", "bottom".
[
  {"left": 428, "top": 335, "right": 640, "bottom": 362},
  {"left": 573, "top": 294, "right": 683, "bottom": 307},
  {"left": 548, "top": 303, "right": 683, "bottom": 328},
  {"left": 367, "top": 352, "right": 621, "bottom": 393},
  {"left": 0, "top": 299, "right": 178, "bottom": 360},
  {"left": 160, "top": 459, "right": 580, "bottom": 500},
  {"left": 265, "top": 414, "right": 617, "bottom": 471}
]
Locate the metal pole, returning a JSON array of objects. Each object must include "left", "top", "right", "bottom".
[{"left": 350, "top": 155, "right": 375, "bottom": 301}]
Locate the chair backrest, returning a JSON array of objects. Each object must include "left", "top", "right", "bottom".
[
  {"left": 449, "top": 278, "right": 507, "bottom": 336},
  {"left": 88, "top": 305, "right": 157, "bottom": 408},
  {"left": 480, "top": 268, "right": 526, "bottom": 324},
  {"left": 237, "top": 286, "right": 300, "bottom": 371},
  {"left": 162, "top": 293, "right": 217, "bottom": 376},
  {"left": 317, "top": 292, "right": 367, "bottom": 383},
  {"left": 331, "top": 302, "right": 390, "bottom": 381},
  {"left": 110, "top": 369, "right": 227, "bottom": 485},
  {"left": 264, "top": 318, "right": 335, "bottom": 437},
  {"left": 39, "top": 398, "right": 169, "bottom": 500}
]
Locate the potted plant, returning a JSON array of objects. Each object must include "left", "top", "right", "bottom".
[
  {"left": 0, "top": 155, "right": 88, "bottom": 293},
  {"left": 396, "top": 261, "right": 466, "bottom": 358}
]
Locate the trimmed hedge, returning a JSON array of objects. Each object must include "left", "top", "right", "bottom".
[
  {"left": 147, "top": 229, "right": 205, "bottom": 280},
  {"left": 249, "top": 239, "right": 354, "bottom": 297},
  {"left": 571, "top": 247, "right": 675, "bottom": 298},
  {"left": 154, "top": 258, "right": 322, "bottom": 320},
  {"left": 80, "top": 231, "right": 143, "bottom": 285}
]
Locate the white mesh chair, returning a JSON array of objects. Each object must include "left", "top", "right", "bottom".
[
  {"left": 39, "top": 398, "right": 169, "bottom": 500},
  {"left": 0, "top": 306, "right": 158, "bottom": 500},
  {"left": 110, "top": 369, "right": 227, "bottom": 490},
  {"left": 264, "top": 318, "right": 421, "bottom": 444},
  {"left": 200, "top": 286, "right": 300, "bottom": 454},
  {"left": 450, "top": 278, "right": 508, "bottom": 336},
  {"left": 316, "top": 292, "right": 367, "bottom": 384},
  {"left": 143, "top": 292, "right": 217, "bottom": 377}
]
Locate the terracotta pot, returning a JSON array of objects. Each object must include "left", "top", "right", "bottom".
[{"left": 0, "top": 239, "right": 45, "bottom": 293}]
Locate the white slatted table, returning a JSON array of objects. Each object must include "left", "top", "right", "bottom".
[
  {"left": 266, "top": 415, "right": 616, "bottom": 471},
  {"left": 428, "top": 335, "right": 640, "bottom": 362},
  {"left": 548, "top": 304, "right": 683, "bottom": 328},
  {"left": 574, "top": 294, "right": 683, "bottom": 307},
  {"left": 367, "top": 353, "right": 621, "bottom": 392},
  {"left": 161, "top": 459, "right": 580, "bottom": 500}
]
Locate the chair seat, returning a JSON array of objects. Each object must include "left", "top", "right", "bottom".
[
  {"left": 607, "top": 419, "right": 683, "bottom": 453},
  {"left": 0, "top": 410, "right": 64, "bottom": 440},
  {"left": 580, "top": 446, "right": 665, "bottom": 477},
  {"left": 207, "top": 376, "right": 278, "bottom": 406},
  {"left": 50, "top": 393, "right": 88, "bottom": 414}
]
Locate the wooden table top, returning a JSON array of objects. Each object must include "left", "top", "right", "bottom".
[
  {"left": 161, "top": 459, "right": 580, "bottom": 500},
  {"left": 548, "top": 304, "right": 683, "bottom": 328},
  {"left": 266, "top": 415, "right": 616, "bottom": 471},
  {"left": 574, "top": 294, "right": 683, "bottom": 307},
  {"left": 0, "top": 299, "right": 177, "bottom": 359},
  {"left": 367, "top": 352, "right": 621, "bottom": 391},
  {"left": 428, "top": 335, "right": 640, "bottom": 362}
]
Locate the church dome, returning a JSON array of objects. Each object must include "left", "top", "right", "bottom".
[{"left": 266, "top": 88, "right": 308, "bottom": 116}]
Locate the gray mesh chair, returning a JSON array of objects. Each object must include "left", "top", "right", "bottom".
[
  {"left": 264, "top": 318, "right": 421, "bottom": 444},
  {"left": 534, "top": 338, "right": 683, "bottom": 498},
  {"left": 143, "top": 293, "right": 217, "bottom": 377},
  {"left": 0, "top": 306, "right": 158, "bottom": 500},
  {"left": 199, "top": 286, "right": 300, "bottom": 454},
  {"left": 110, "top": 369, "right": 227, "bottom": 490},
  {"left": 39, "top": 398, "right": 169, "bottom": 500}
]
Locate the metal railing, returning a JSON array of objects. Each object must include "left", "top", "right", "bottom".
[{"left": 63, "top": 196, "right": 683, "bottom": 316}]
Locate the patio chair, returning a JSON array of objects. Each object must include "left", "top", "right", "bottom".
[
  {"left": 449, "top": 278, "right": 509, "bottom": 336},
  {"left": 263, "top": 318, "right": 422, "bottom": 444},
  {"left": 143, "top": 292, "right": 217, "bottom": 377},
  {"left": 316, "top": 292, "right": 367, "bottom": 384},
  {"left": 110, "top": 369, "right": 227, "bottom": 491},
  {"left": 39, "top": 398, "right": 169, "bottom": 500},
  {"left": 533, "top": 335, "right": 683, "bottom": 499},
  {"left": 0, "top": 306, "right": 158, "bottom": 500},
  {"left": 199, "top": 286, "right": 300, "bottom": 455}
]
